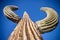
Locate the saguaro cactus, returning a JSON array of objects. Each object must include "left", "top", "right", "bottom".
[{"left": 3, "top": 5, "right": 58, "bottom": 40}]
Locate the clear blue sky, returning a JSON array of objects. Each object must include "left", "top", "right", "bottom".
[{"left": 0, "top": 0, "right": 60, "bottom": 40}]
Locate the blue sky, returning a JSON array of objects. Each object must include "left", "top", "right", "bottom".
[{"left": 0, "top": 0, "right": 60, "bottom": 40}]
